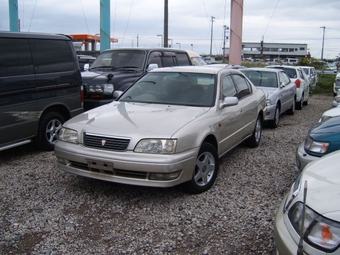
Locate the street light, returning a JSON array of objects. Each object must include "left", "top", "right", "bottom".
[
  {"left": 176, "top": 42, "right": 181, "bottom": 49},
  {"left": 157, "top": 34, "right": 163, "bottom": 47},
  {"left": 168, "top": 38, "right": 173, "bottom": 48}
]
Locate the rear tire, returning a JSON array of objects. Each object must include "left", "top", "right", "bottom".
[
  {"left": 287, "top": 98, "right": 295, "bottom": 115},
  {"left": 184, "top": 143, "right": 219, "bottom": 194},
  {"left": 35, "top": 112, "right": 65, "bottom": 151},
  {"left": 246, "top": 115, "right": 262, "bottom": 148}
]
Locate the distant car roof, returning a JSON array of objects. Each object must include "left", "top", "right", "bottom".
[{"left": 149, "top": 65, "right": 240, "bottom": 75}]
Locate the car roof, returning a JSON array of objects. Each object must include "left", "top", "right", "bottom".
[
  {"left": 266, "top": 65, "right": 302, "bottom": 70},
  {"left": 241, "top": 67, "right": 282, "bottom": 73},
  {"left": 0, "top": 31, "right": 72, "bottom": 40},
  {"left": 101, "top": 47, "right": 188, "bottom": 54},
  {"left": 149, "top": 65, "right": 239, "bottom": 75}
]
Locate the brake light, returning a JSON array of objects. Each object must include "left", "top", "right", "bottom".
[
  {"left": 80, "top": 85, "right": 84, "bottom": 103},
  {"left": 295, "top": 79, "right": 301, "bottom": 88}
]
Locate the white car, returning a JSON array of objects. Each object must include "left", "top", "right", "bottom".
[
  {"left": 275, "top": 150, "right": 340, "bottom": 254},
  {"left": 54, "top": 66, "right": 266, "bottom": 194},
  {"left": 334, "top": 73, "right": 340, "bottom": 96},
  {"left": 319, "top": 105, "right": 340, "bottom": 122},
  {"left": 266, "top": 65, "right": 310, "bottom": 110},
  {"left": 299, "top": 66, "right": 318, "bottom": 89}
]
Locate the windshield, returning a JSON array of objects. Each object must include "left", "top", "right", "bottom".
[
  {"left": 119, "top": 72, "right": 216, "bottom": 107},
  {"left": 90, "top": 50, "right": 146, "bottom": 69},
  {"left": 241, "top": 70, "right": 278, "bottom": 88}
]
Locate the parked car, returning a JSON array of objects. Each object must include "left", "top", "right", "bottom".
[
  {"left": 334, "top": 72, "right": 340, "bottom": 96},
  {"left": 241, "top": 68, "right": 296, "bottom": 128},
  {"left": 275, "top": 150, "right": 340, "bottom": 255},
  {"left": 332, "top": 91, "right": 340, "bottom": 107},
  {"left": 296, "top": 115, "right": 340, "bottom": 170},
  {"left": 186, "top": 50, "right": 207, "bottom": 66},
  {"left": 0, "top": 31, "right": 83, "bottom": 151},
  {"left": 319, "top": 105, "right": 340, "bottom": 122},
  {"left": 266, "top": 65, "right": 310, "bottom": 110},
  {"left": 54, "top": 66, "right": 266, "bottom": 193},
  {"left": 299, "top": 66, "right": 318, "bottom": 89},
  {"left": 82, "top": 48, "right": 192, "bottom": 110},
  {"left": 77, "top": 55, "right": 96, "bottom": 71}
]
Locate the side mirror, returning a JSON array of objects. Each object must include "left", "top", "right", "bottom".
[
  {"left": 113, "top": 90, "right": 123, "bottom": 99},
  {"left": 220, "top": 96, "right": 238, "bottom": 108},
  {"left": 147, "top": 63, "right": 159, "bottom": 71}
]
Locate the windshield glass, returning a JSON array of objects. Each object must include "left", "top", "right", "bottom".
[
  {"left": 119, "top": 72, "right": 216, "bottom": 107},
  {"left": 90, "top": 50, "right": 146, "bottom": 69},
  {"left": 241, "top": 70, "right": 278, "bottom": 88}
]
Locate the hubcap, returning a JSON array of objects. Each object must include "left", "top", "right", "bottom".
[
  {"left": 46, "top": 119, "right": 63, "bottom": 145},
  {"left": 194, "top": 152, "right": 215, "bottom": 186}
]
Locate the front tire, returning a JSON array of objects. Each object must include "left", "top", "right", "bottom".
[
  {"left": 35, "top": 112, "right": 65, "bottom": 151},
  {"left": 184, "top": 143, "right": 219, "bottom": 194},
  {"left": 296, "top": 94, "right": 303, "bottom": 110},
  {"left": 246, "top": 115, "right": 262, "bottom": 148},
  {"left": 268, "top": 105, "right": 280, "bottom": 128}
]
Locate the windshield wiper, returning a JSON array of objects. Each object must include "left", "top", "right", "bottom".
[{"left": 89, "top": 66, "right": 112, "bottom": 70}]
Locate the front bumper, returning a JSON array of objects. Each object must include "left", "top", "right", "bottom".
[
  {"left": 296, "top": 143, "right": 320, "bottom": 171},
  {"left": 54, "top": 141, "right": 198, "bottom": 188},
  {"left": 264, "top": 104, "right": 276, "bottom": 121}
]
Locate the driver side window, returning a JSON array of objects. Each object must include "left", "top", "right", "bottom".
[{"left": 221, "top": 75, "right": 237, "bottom": 98}]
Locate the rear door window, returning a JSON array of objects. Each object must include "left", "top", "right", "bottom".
[{"left": 30, "top": 39, "right": 75, "bottom": 73}]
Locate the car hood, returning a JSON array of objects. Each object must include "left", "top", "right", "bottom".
[
  {"left": 65, "top": 101, "right": 210, "bottom": 138},
  {"left": 309, "top": 116, "right": 340, "bottom": 140},
  {"left": 301, "top": 151, "right": 340, "bottom": 220}
]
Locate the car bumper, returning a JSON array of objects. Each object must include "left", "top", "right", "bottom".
[
  {"left": 274, "top": 196, "right": 299, "bottom": 255},
  {"left": 54, "top": 141, "right": 198, "bottom": 188},
  {"left": 296, "top": 143, "right": 320, "bottom": 171},
  {"left": 332, "top": 99, "right": 340, "bottom": 108},
  {"left": 264, "top": 104, "right": 276, "bottom": 121}
]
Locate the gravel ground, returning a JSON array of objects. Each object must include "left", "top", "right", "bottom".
[{"left": 0, "top": 94, "right": 334, "bottom": 255}]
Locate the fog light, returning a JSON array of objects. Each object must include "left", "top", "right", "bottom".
[{"left": 149, "top": 171, "right": 181, "bottom": 180}]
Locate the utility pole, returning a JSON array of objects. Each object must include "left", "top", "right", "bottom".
[
  {"left": 210, "top": 16, "right": 215, "bottom": 57},
  {"left": 9, "top": 0, "right": 19, "bottom": 31},
  {"left": 223, "top": 25, "right": 229, "bottom": 60},
  {"left": 320, "top": 26, "right": 326, "bottom": 60},
  {"left": 136, "top": 34, "right": 139, "bottom": 47},
  {"left": 163, "top": 0, "right": 169, "bottom": 48}
]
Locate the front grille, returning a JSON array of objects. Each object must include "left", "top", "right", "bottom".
[{"left": 83, "top": 133, "right": 130, "bottom": 151}]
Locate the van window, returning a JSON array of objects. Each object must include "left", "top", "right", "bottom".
[
  {"left": 30, "top": 39, "right": 75, "bottom": 73},
  {"left": 0, "top": 38, "right": 34, "bottom": 77}
]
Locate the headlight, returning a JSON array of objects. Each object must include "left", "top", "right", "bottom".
[
  {"left": 319, "top": 115, "right": 332, "bottom": 123},
  {"left": 289, "top": 202, "right": 340, "bottom": 252},
  {"left": 58, "top": 127, "right": 79, "bottom": 144},
  {"left": 304, "top": 136, "right": 329, "bottom": 154},
  {"left": 87, "top": 84, "right": 114, "bottom": 95},
  {"left": 266, "top": 98, "right": 272, "bottom": 106},
  {"left": 134, "top": 139, "right": 177, "bottom": 154}
]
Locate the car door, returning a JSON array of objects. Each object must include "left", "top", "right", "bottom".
[
  {"left": 0, "top": 37, "right": 37, "bottom": 148},
  {"left": 231, "top": 74, "right": 258, "bottom": 136},
  {"left": 217, "top": 74, "right": 245, "bottom": 154},
  {"left": 278, "top": 71, "right": 295, "bottom": 111}
]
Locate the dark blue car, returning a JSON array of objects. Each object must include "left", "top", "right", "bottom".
[{"left": 296, "top": 115, "right": 340, "bottom": 170}]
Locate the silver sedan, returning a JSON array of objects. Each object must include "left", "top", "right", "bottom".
[
  {"left": 241, "top": 68, "right": 296, "bottom": 128},
  {"left": 54, "top": 66, "right": 266, "bottom": 193}
]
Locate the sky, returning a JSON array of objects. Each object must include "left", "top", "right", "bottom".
[{"left": 1, "top": 0, "right": 340, "bottom": 59}]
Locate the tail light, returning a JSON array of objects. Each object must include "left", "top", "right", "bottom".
[
  {"left": 295, "top": 79, "right": 301, "bottom": 88},
  {"left": 80, "top": 85, "right": 84, "bottom": 106}
]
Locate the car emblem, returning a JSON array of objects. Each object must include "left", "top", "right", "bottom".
[{"left": 101, "top": 140, "right": 106, "bottom": 146}]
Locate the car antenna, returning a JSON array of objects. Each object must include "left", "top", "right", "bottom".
[{"left": 297, "top": 180, "right": 308, "bottom": 255}]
